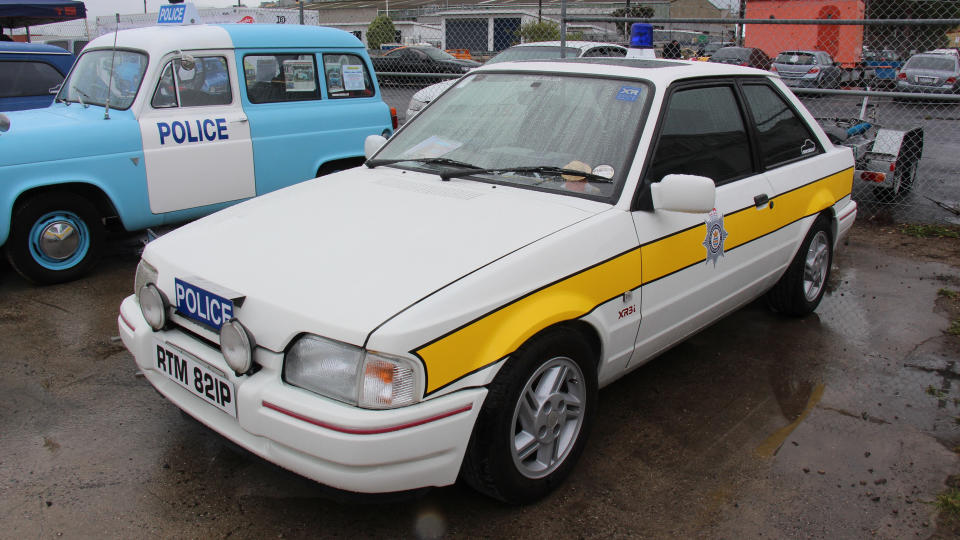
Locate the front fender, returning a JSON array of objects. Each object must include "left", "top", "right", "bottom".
[{"left": 0, "top": 152, "right": 150, "bottom": 246}]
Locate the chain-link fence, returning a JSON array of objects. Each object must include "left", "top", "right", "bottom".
[{"left": 352, "top": 1, "right": 960, "bottom": 225}]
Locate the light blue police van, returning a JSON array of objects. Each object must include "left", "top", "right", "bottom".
[{"left": 0, "top": 23, "right": 395, "bottom": 284}]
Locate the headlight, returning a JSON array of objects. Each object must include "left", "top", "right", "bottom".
[
  {"left": 284, "top": 334, "right": 421, "bottom": 409},
  {"left": 220, "top": 319, "right": 254, "bottom": 374},
  {"left": 138, "top": 283, "right": 168, "bottom": 331},
  {"left": 134, "top": 258, "right": 158, "bottom": 301}
]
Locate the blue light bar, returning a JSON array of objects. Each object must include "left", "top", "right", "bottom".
[{"left": 630, "top": 23, "right": 653, "bottom": 48}]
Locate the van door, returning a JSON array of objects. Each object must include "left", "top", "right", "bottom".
[{"left": 139, "top": 53, "right": 255, "bottom": 214}]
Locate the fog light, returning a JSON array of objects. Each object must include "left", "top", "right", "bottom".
[
  {"left": 220, "top": 319, "right": 254, "bottom": 374},
  {"left": 139, "top": 283, "right": 168, "bottom": 331}
]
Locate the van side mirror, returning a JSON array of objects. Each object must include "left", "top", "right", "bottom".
[
  {"left": 651, "top": 174, "right": 716, "bottom": 213},
  {"left": 364, "top": 134, "right": 387, "bottom": 160}
]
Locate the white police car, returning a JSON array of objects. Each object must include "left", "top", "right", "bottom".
[
  {"left": 119, "top": 57, "right": 857, "bottom": 503},
  {"left": 0, "top": 24, "right": 394, "bottom": 284}
]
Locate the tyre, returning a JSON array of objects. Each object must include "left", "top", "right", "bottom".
[
  {"left": 766, "top": 215, "right": 832, "bottom": 317},
  {"left": 873, "top": 156, "right": 917, "bottom": 202},
  {"left": 5, "top": 192, "right": 104, "bottom": 285},
  {"left": 461, "top": 328, "right": 597, "bottom": 504}
]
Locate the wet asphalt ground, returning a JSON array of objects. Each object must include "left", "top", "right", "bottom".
[{"left": 1, "top": 223, "right": 958, "bottom": 539}]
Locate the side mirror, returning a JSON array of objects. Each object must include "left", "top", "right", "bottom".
[
  {"left": 364, "top": 134, "right": 387, "bottom": 160},
  {"left": 651, "top": 174, "right": 716, "bottom": 213},
  {"left": 0, "top": 113, "right": 9, "bottom": 133},
  {"left": 176, "top": 51, "right": 196, "bottom": 71}
]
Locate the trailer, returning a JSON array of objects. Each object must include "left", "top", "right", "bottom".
[{"left": 819, "top": 98, "right": 924, "bottom": 201}]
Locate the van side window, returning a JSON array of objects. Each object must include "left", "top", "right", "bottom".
[
  {"left": 645, "top": 85, "right": 753, "bottom": 186},
  {"left": 151, "top": 56, "right": 232, "bottom": 108},
  {"left": 322, "top": 53, "right": 375, "bottom": 98},
  {"left": 741, "top": 84, "right": 820, "bottom": 168},
  {"left": 243, "top": 54, "right": 321, "bottom": 104}
]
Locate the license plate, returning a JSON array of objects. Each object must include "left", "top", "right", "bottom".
[
  {"left": 154, "top": 340, "right": 237, "bottom": 418},
  {"left": 917, "top": 76, "right": 935, "bottom": 84},
  {"left": 174, "top": 278, "right": 234, "bottom": 330}
]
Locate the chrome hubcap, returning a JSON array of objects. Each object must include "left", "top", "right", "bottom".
[
  {"left": 511, "top": 356, "right": 586, "bottom": 479},
  {"left": 803, "top": 231, "right": 830, "bottom": 302},
  {"left": 39, "top": 220, "right": 80, "bottom": 260}
]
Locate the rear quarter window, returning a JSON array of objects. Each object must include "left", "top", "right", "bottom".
[{"left": 322, "top": 53, "right": 375, "bottom": 98}]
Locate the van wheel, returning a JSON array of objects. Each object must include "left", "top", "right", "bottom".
[
  {"left": 5, "top": 193, "right": 104, "bottom": 285},
  {"left": 766, "top": 216, "right": 832, "bottom": 317},
  {"left": 460, "top": 328, "right": 597, "bottom": 504}
]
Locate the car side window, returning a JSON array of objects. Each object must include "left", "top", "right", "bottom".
[
  {"left": 243, "top": 54, "right": 321, "bottom": 104},
  {"left": 322, "top": 53, "right": 375, "bottom": 98},
  {"left": 741, "top": 83, "right": 820, "bottom": 169},
  {"left": 151, "top": 56, "right": 232, "bottom": 108},
  {"left": 0, "top": 61, "right": 65, "bottom": 97},
  {"left": 645, "top": 85, "right": 753, "bottom": 186}
]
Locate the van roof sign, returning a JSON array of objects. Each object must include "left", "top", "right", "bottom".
[{"left": 157, "top": 3, "right": 200, "bottom": 25}]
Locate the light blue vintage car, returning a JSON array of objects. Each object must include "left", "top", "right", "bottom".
[{"left": 0, "top": 24, "right": 394, "bottom": 284}]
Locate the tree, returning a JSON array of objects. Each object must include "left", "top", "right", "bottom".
[
  {"left": 517, "top": 21, "right": 584, "bottom": 43},
  {"left": 864, "top": 0, "right": 960, "bottom": 54},
  {"left": 367, "top": 15, "right": 396, "bottom": 50},
  {"left": 610, "top": 5, "right": 655, "bottom": 37}
]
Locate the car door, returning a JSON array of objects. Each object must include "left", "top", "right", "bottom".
[
  {"left": 737, "top": 80, "right": 851, "bottom": 268},
  {"left": 139, "top": 53, "right": 255, "bottom": 214},
  {"left": 628, "top": 81, "right": 780, "bottom": 367}
]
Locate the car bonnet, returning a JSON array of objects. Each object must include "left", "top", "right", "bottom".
[{"left": 144, "top": 166, "right": 608, "bottom": 351}]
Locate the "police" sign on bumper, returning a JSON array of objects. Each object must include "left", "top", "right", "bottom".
[{"left": 175, "top": 278, "right": 235, "bottom": 329}]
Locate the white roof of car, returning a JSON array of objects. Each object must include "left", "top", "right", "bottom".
[
  {"left": 475, "top": 57, "right": 769, "bottom": 86},
  {"left": 515, "top": 40, "right": 626, "bottom": 52},
  {"left": 86, "top": 25, "right": 233, "bottom": 58}
]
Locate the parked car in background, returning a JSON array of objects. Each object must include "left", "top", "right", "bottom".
[
  {"left": 895, "top": 52, "right": 960, "bottom": 97},
  {"left": 708, "top": 46, "right": 772, "bottom": 70},
  {"left": 405, "top": 41, "right": 627, "bottom": 120},
  {"left": 0, "top": 42, "right": 74, "bottom": 111},
  {"left": 701, "top": 41, "right": 735, "bottom": 58},
  {"left": 42, "top": 37, "right": 88, "bottom": 56},
  {"left": 0, "top": 24, "right": 394, "bottom": 285},
  {"left": 771, "top": 50, "right": 844, "bottom": 88},
  {"left": 371, "top": 45, "right": 480, "bottom": 85},
  {"left": 120, "top": 56, "right": 856, "bottom": 505},
  {"left": 862, "top": 48, "right": 903, "bottom": 88}
]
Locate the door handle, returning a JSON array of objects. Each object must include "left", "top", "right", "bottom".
[
  {"left": 754, "top": 193, "right": 772, "bottom": 209},
  {"left": 231, "top": 116, "right": 248, "bottom": 123}
]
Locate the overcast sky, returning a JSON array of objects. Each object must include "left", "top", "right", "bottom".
[{"left": 81, "top": 0, "right": 739, "bottom": 21}]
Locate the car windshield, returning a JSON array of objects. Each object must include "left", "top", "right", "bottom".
[
  {"left": 775, "top": 52, "right": 815, "bottom": 65},
  {"left": 420, "top": 47, "right": 457, "bottom": 61},
  {"left": 371, "top": 72, "right": 650, "bottom": 201},
  {"left": 57, "top": 49, "right": 148, "bottom": 110},
  {"left": 905, "top": 56, "right": 956, "bottom": 71},
  {"left": 487, "top": 46, "right": 579, "bottom": 64}
]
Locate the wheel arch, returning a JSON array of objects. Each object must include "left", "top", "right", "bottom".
[{"left": 13, "top": 182, "right": 119, "bottom": 226}]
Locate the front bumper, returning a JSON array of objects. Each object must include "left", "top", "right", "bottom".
[{"left": 118, "top": 295, "right": 486, "bottom": 494}]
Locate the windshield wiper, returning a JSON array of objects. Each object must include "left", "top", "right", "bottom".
[
  {"left": 366, "top": 156, "right": 484, "bottom": 170},
  {"left": 72, "top": 86, "right": 91, "bottom": 108},
  {"left": 439, "top": 165, "right": 614, "bottom": 183}
]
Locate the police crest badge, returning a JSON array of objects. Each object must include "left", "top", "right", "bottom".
[{"left": 702, "top": 208, "right": 728, "bottom": 267}]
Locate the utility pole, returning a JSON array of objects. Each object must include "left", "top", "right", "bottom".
[{"left": 737, "top": 0, "right": 746, "bottom": 46}]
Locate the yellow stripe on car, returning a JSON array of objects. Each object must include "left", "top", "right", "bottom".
[{"left": 414, "top": 168, "right": 853, "bottom": 394}]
